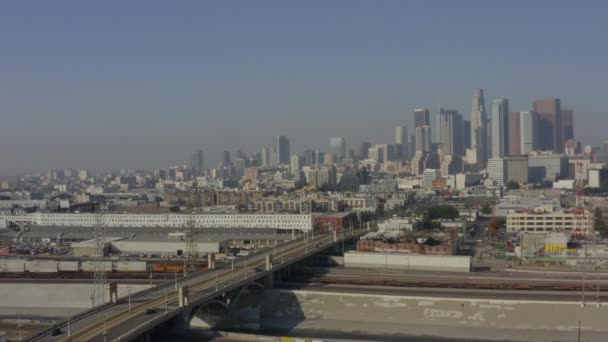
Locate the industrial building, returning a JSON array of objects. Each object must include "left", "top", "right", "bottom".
[
  {"left": 506, "top": 208, "right": 593, "bottom": 234},
  {"left": 0, "top": 213, "right": 313, "bottom": 231}
]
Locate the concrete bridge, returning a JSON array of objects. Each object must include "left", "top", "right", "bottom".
[{"left": 25, "top": 228, "right": 365, "bottom": 342}]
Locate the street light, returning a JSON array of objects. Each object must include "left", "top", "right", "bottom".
[{"left": 67, "top": 312, "right": 71, "bottom": 339}]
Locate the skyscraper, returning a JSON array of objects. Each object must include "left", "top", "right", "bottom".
[
  {"left": 395, "top": 125, "right": 408, "bottom": 160},
  {"left": 520, "top": 111, "right": 538, "bottom": 155},
  {"left": 561, "top": 106, "right": 574, "bottom": 142},
  {"left": 261, "top": 145, "right": 271, "bottom": 166},
  {"left": 491, "top": 98, "right": 509, "bottom": 158},
  {"left": 437, "top": 109, "right": 464, "bottom": 157},
  {"left": 221, "top": 151, "right": 231, "bottom": 166},
  {"left": 276, "top": 135, "right": 290, "bottom": 164},
  {"left": 463, "top": 120, "right": 471, "bottom": 150},
  {"left": 329, "top": 137, "right": 347, "bottom": 161},
  {"left": 470, "top": 88, "right": 488, "bottom": 168},
  {"left": 508, "top": 112, "right": 521, "bottom": 156},
  {"left": 358, "top": 141, "right": 371, "bottom": 159},
  {"left": 415, "top": 126, "right": 431, "bottom": 153},
  {"left": 414, "top": 108, "right": 430, "bottom": 128},
  {"left": 191, "top": 149, "right": 204, "bottom": 171},
  {"left": 533, "top": 98, "right": 562, "bottom": 153}
]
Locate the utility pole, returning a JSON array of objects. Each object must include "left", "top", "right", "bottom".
[
  {"left": 184, "top": 211, "right": 199, "bottom": 276},
  {"left": 18, "top": 313, "right": 22, "bottom": 342},
  {"left": 92, "top": 210, "right": 106, "bottom": 307}
]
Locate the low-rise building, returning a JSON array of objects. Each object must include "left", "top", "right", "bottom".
[{"left": 507, "top": 209, "right": 593, "bottom": 235}]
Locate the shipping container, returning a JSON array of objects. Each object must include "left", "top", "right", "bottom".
[
  {"left": 57, "top": 261, "right": 79, "bottom": 272},
  {"left": 0, "top": 260, "right": 25, "bottom": 272},
  {"left": 81, "top": 261, "right": 113, "bottom": 272},
  {"left": 26, "top": 261, "right": 58, "bottom": 273},
  {"left": 115, "top": 261, "right": 147, "bottom": 272}
]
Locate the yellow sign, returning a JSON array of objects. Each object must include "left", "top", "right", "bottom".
[{"left": 545, "top": 244, "right": 566, "bottom": 254}]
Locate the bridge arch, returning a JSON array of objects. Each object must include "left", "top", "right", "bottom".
[{"left": 230, "top": 281, "right": 264, "bottom": 309}]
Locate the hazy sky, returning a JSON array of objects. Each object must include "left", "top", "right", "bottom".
[{"left": 1, "top": 1, "right": 607, "bottom": 175}]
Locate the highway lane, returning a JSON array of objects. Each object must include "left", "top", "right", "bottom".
[{"left": 29, "top": 229, "right": 364, "bottom": 342}]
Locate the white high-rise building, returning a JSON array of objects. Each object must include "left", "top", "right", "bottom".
[
  {"left": 488, "top": 158, "right": 506, "bottom": 186},
  {"left": 491, "top": 98, "right": 509, "bottom": 158},
  {"left": 470, "top": 88, "right": 488, "bottom": 168},
  {"left": 329, "top": 137, "right": 346, "bottom": 161},
  {"left": 395, "top": 125, "right": 408, "bottom": 160},
  {"left": 520, "top": 111, "right": 537, "bottom": 155},
  {"left": 415, "top": 126, "right": 431, "bottom": 153}
]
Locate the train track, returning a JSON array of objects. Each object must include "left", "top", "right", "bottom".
[
  {"left": 56, "top": 232, "right": 345, "bottom": 342},
  {"left": 289, "top": 267, "right": 608, "bottom": 292}
]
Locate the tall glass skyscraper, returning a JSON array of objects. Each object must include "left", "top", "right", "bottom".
[{"left": 491, "top": 98, "right": 509, "bottom": 158}]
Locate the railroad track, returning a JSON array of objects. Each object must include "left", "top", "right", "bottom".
[{"left": 59, "top": 233, "right": 342, "bottom": 342}]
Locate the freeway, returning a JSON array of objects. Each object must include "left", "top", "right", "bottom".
[{"left": 27, "top": 228, "right": 364, "bottom": 342}]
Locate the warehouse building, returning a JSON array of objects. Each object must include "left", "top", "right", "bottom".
[
  {"left": 0, "top": 213, "right": 313, "bottom": 231},
  {"left": 506, "top": 208, "right": 593, "bottom": 234}
]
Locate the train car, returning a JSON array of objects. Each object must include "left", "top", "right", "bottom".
[
  {"left": 152, "top": 264, "right": 185, "bottom": 272},
  {"left": 152, "top": 264, "right": 208, "bottom": 272}
]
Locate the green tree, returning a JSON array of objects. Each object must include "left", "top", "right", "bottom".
[
  {"left": 594, "top": 208, "right": 608, "bottom": 236},
  {"left": 506, "top": 181, "right": 520, "bottom": 190}
]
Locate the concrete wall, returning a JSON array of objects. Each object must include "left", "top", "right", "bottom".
[
  {"left": 0, "top": 283, "right": 150, "bottom": 309},
  {"left": 233, "top": 289, "right": 608, "bottom": 342},
  {"left": 344, "top": 252, "right": 471, "bottom": 272}
]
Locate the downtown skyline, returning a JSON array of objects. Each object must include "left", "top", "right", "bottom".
[{"left": 1, "top": 1, "right": 608, "bottom": 173}]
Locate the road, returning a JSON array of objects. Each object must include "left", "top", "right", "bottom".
[{"left": 26, "top": 229, "right": 364, "bottom": 342}]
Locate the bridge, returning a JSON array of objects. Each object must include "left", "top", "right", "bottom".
[{"left": 26, "top": 228, "right": 365, "bottom": 342}]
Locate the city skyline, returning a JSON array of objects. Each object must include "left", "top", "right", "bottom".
[{"left": 2, "top": 1, "right": 608, "bottom": 174}]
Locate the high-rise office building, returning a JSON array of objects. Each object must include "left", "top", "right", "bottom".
[
  {"left": 463, "top": 120, "right": 471, "bottom": 150},
  {"left": 437, "top": 109, "right": 464, "bottom": 157},
  {"left": 358, "top": 141, "right": 371, "bottom": 159},
  {"left": 221, "top": 151, "right": 231, "bottom": 166},
  {"left": 561, "top": 106, "right": 574, "bottom": 142},
  {"left": 329, "top": 137, "right": 347, "bottom": 161},
  {"left": 261, "top": 145, "right": 271, "bottom": 166},
  {"left": 508, "top": 112, "right": 521, "bottom": 156},
  {"left": 191, "top": 149, "right": 204, "bottom": 171},
  {"left": 276, "top": 135, "right": 290, "bottom": 164},
  {"left": 520, "top": 111, "right": 537, "bottom": 155},
  {"left": 395, "top": 125, "right": 408, "bottom": 160},
  {"left": 470, "top": 88, "right": 488, "bottom": 168},
  {"left": 491, "top": 98, "right": 509, "bottom": 158},
  {"left": 533, "top": 98, "right": 562, "bottom": 153},
  {"left": 415, "top": 126, "right": 431, "bottom": 153},
  {"left": 414, "top": 108, "right": 430, "bottom": 128}
]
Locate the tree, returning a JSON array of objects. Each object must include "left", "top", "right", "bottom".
[
  {"left": 425, "top": 205, "right": 459, "bottom": 220},
  {"left": 488, "top": 217, "right": 506, "bottom": 240},
  {"left": 594, "top": 208, "right": 608, "bottom": 236},
  {"left": 506, "top": 181, "right": 520, "bottom": 190},
  {"left": 480, "top": 204, "right": 492, "bottom": 215}
]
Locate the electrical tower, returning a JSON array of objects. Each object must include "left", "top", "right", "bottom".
[
  {"left": 575, "top": 161, "right": 586, "bottom": 238},
  {"left": 184, "top": 211, "right": 198, "bottom": 275},
  {"left": 91, "top": 210, "right": 106, "bottom": 307}
]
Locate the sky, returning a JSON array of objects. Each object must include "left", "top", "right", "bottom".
[{"left": 1, "top": 1, "right": 607, "bottom": 175}]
